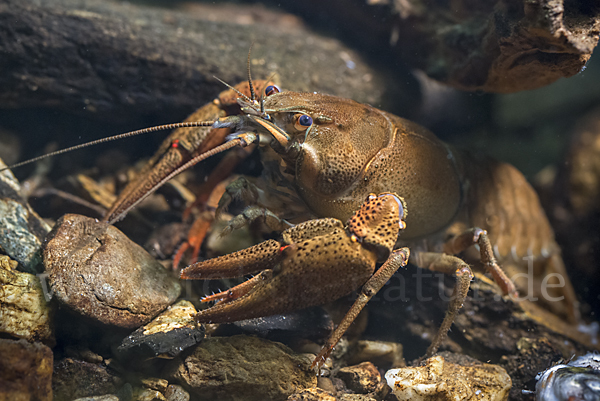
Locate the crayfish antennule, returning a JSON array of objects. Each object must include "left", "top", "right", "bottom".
[{"left": 213, "top": 76, "right": 253, "bottom": 105}]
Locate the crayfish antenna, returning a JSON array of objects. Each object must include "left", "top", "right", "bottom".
[
  {"left": 259, "top": 72, "right": 278, "bottom": 117},
  {"left": 246, "top": 43, "right": 269, "bottom": 117},
  {"left": 107, "top": 132, "right": 258, "bottom": 225},
  {"left": 0, "top": 121, "right": 215, "bottom": 173},
  {"left": 213, "top": 44, "right": 272, "bottom": 119},
  {"left": 212, "top": 76, "right": 265, "bottom": 119}
]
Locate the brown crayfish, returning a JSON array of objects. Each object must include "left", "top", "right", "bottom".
[{"left": 2, "top": 57, "right": 589, "bottom": 368}]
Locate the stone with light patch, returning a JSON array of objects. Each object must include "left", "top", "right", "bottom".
[
  {"left": 0, "top": 255, "right": 54, "bottom": 344},
  {"left": 385, "top": 355, "right": 511, "bottom": 401},
  {"left": 117, "top": 300, "right": 204, "bottom": 359}
]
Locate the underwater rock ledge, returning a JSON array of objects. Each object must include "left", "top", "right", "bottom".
[{"left": 0, "top": 0, "right": 412, "bottom": 124}]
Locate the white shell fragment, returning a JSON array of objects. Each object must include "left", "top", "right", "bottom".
[
  {"left": 535, "top": 352, "right": 600, "bottom": 401},
  {"left": 385, "top": 355, "right": 512, "bottom": 401}
]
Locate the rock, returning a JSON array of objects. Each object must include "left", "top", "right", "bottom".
[
  {"left": 52, "top": 358, "right": 122, "bottom": 401},
  {"left": 117, "top": 300, "right": 204, "bottom": 359},
  {"left": 64, "top": 346, "right": 104, "bottom": 364},
  {"left": 0, "top": 0, "right": 414, "bottom": 125},
  {"left": 346, "top": 340, "right": 404, "bottom": 368},
  {"left": 168, "top": 335, "right": 317, "bottom": 401},
  {"left": 233, "top": 307, "right": 333, "bottom": 342},
  {"left": 337, "top": 362, "right": 381, "bottom": 394},
  {"left": 501, "top": 338, "right": 571, "bottom": 400},
  {"left": 385, "top": 355, "right": 512, "bottom": 401},
  {"left": 141, "top": 378, "right": 169, "bottom": 393},
  {"left": 135, "top": 389, "right": 167, "bottom": 401},
  {"left": 43, "top": 214, "right": 180, "bottom": 328},
  {"left": 287, "top": 388, "right": 377, "bottom": 401},
  {"left": 0, "top": 338, "right": 53, "bottom": 401},
  {"left": 164, "top": 385, "right": 189, "bottom": 401},
  {"left": 0, "top": 157, "right": 51, "bottom": 273},
  {"left": 0, "top": 254, "right": 54, "bottom": 344},
  {"left": 73, "top": 396, "right": 119, "bottom": 401},
  {"left": 288, "top": 388, "right": 337, "bottom": 401}
]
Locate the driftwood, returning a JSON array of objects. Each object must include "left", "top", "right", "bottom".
[
  {"left": 281, "top": 0, "right": 600, "bottom": 92},
  {"left": 387, "top": 0, "right": 600, "bottom": 92}
]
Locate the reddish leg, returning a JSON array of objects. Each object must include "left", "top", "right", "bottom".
[
  {"left": 412, "top": 252, "right": 474, "bottom": 358},
  {"left": 444, "top": 228, "right": 517, "bottom": 297}
]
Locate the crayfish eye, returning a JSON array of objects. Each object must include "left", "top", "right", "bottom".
[
  {"left": 264, "top": 85, "right": 280, "bottom": 97},
  {"left": 294, "top": 114, "right": 313, "bottom": 131}
]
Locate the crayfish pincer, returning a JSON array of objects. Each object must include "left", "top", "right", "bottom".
[
  {"left": 181, "top": 192, "right": 477, "bottom": 370},
  {"left": 182, "top": 193, "right": 410, "bottom": 369}
]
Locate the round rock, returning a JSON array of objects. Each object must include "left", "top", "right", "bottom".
[
  {"left": 168, "top": 335, "right": 316, "bottom": 401},
  {"left": 43, "top": 214, "right": 181, "bottom": 328}
]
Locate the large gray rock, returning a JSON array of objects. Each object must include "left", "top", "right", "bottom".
[
  {"left": 0, "top": 158, "right": 51, "bottom": 273},
  {"left": 0, "top": 0, "right": 414, "bottom": 124}
]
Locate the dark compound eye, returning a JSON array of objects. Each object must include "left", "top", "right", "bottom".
[
  {"left": 264, "top": 85, "right": 281, "bottom": 96},
  {"left": 298, "top": 114, "right": 313, "bottom": 127},
  {"left": 293, "top": 114, "right": 313, "bottom": 131}
]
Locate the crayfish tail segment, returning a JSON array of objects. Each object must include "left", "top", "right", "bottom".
[{"left": 180, "top": 239, "right": 282, "bottom": 280}]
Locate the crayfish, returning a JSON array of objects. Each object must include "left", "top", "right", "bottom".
[{"left": 2, "top": 55, "right": 590, "bottom": 369}]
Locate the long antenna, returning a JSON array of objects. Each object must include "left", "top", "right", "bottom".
[
  {"left": 108, "top": 133, "right": 257, "bottom": 224},
  {"left": 0, "top": 121, "right": 215, "bottom": 172}
]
